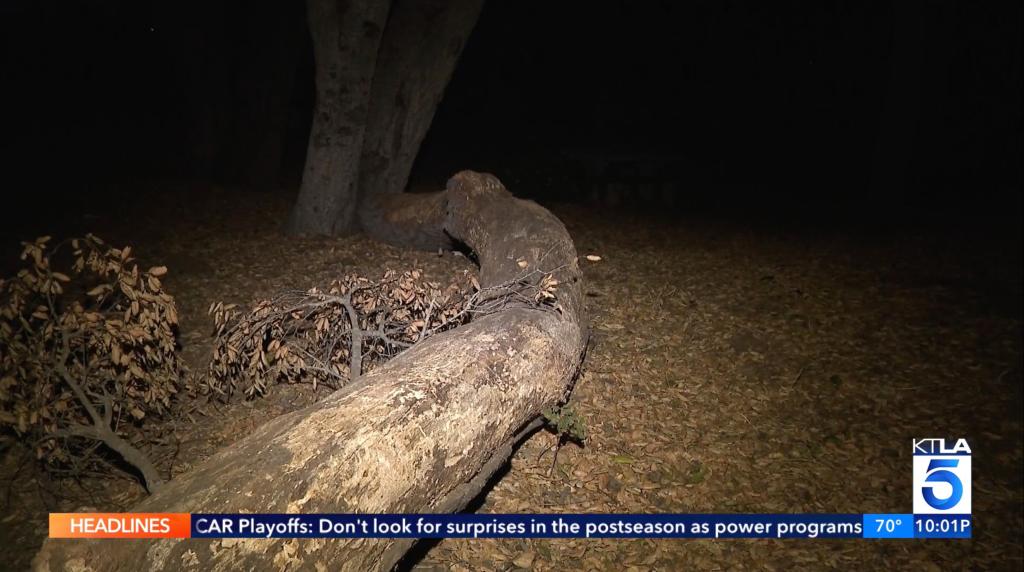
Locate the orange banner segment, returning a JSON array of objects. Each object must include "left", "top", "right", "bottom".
[{"left": 49, "top": 513, "right": 191, "bottom": 538}]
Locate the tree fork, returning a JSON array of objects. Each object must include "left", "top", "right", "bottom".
[
  {"left": 34, "top": 171, "right": 588, "bottom": 571},
  {"left": 357, "top": 0, "right": 485, "bottom": 203}
]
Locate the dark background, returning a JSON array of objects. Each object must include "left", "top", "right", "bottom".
[{"left": 1, "top": 0, "right": 1021, "bottom": 223}]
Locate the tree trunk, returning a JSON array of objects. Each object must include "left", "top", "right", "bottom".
[
  {"left": 357, "top": 0, "right": 484, "bottom": 206},
  {"left": 34, "top": 171, "right": 589, "bottom": 571},
  {"left": 286, "top": 0, "right": 391, "bottom": 236}
]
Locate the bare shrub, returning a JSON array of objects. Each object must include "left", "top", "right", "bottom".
[{"left": 0, "top": 235, "right": 183, "bottom": 491}]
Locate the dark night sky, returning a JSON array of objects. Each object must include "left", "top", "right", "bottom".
[{"left": 1, "top": 0, "right": 1021, "bottom": 220}]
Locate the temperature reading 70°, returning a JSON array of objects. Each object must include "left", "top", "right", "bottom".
[{"left": 875, "top": 518, "right": 903, "bottom": 533}]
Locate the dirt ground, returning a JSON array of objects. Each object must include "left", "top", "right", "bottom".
[{"left": 1, "top": 182, "right": 1021, "bottom": 571}]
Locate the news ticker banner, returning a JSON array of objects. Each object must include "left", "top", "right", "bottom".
[
  {"left": 50, "top": 438, "right": 972, "bottom": 542},
  {"left": 49, "top": 513, "right": 970, "bottom": 540}
]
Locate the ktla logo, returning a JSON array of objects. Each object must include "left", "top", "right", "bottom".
[{"left": 913, "top": 438, "right": 971, "bottom": 514}]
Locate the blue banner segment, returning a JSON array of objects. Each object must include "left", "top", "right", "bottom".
[
  {"left": 862, "top": 514, "right": 914, "bottom": 538},
  {"left": 914, "top": 515, "right": 971, "bottom": 538},
  {"left": 190, "top": 514, "right": 864, "bottom": 539}
]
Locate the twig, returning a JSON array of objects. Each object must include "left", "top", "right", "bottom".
[
  {"left": 340, "top": 298, "right": 362, "bottom": 380},
  {"left": 418, "top": 298, "right": 436, "bottom": 342},
  {"left": 548, "top": 435, "right": 566, "bottom": 477}
]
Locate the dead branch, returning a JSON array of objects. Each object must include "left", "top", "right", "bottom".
[{"left": 51, "top": 332, "right": 164, "bottom": 492}]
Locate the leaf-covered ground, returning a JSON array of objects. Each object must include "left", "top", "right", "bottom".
[
  {"left": 419, "top": 206, "right": 1023, "bottom": 571},
  {"left": 1, "top": 183, "right": 1021, "bottom": 571}
]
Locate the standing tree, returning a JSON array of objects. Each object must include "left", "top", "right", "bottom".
[
  {"left": 286, "top": 0, "right": 391, "bottom": 235},
  {"left": 287, "top": 0, "right": 485, "bottom": 236}
]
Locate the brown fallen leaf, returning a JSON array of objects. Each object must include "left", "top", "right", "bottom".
[{"left": 512, "top": 550, "right": 536, "bottom": 569}]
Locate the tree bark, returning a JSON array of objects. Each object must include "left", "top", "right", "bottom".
[
  {"left": 357, "top": 0, "right": 484, "bottom": 204},
  {"left": 34, "top": 171, "right": 589, "bottom": 571},
  {"left": 286, "top": 0, "right": 391, "bottom": 236}
]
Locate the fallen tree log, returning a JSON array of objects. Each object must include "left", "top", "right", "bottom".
[{"left": 34, "top": 171, "right": 589, "bottom": 571}]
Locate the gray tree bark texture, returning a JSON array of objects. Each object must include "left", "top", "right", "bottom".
[
  {"left": 286, "top": 0, "right": 391, "bottom": 236},
  {"left": 357, "top": 0, "right": 485, "bottom": 201},
  {"left": 33, "top": 171, "right": 589, "bottom": 571}
]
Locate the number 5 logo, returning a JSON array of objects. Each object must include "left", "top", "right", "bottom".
[{"left": 922, "top": 459, "right": 963, "bottom": 510}]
